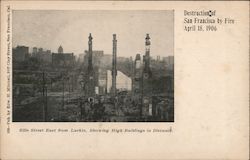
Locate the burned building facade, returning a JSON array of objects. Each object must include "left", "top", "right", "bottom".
[
  {"left": 132, "top": 34, "right": 153, "bottom": 117},
  {"left": 132, "top": 54, "right": 142, "bottom": 98}
]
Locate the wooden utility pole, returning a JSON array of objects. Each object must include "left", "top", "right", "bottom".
[
  {"left": 62, "top": 77, "right": 64, "bottom": 109},
  {"left": 42, "top": 71, "right": 48, "bottom": 122}
]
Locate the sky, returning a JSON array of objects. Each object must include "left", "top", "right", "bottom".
[{"left": 13, "top": 10, "right": 174, "bottom": 58}]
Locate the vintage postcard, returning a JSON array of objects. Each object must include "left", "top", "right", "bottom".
[
  {"left": 0, "top": 1, "right": 249, "bottom": 159},
  {"left": 11, "top": 10, "right": 174, "bottom": 122}
]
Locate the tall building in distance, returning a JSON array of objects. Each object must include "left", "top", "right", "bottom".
[
  {"left": 35, "top": 47, "right": 52, "bottom": 63},
  {"left": 111, "top": 34, "right": 117, "bottom": 96},
  {"left": 32, "top": 47, "right": 38, "bottom": 57},
  {"left": 52, "top": 46, "right": 75, "bottom": 68},
  {"left": 163, "top": 56, "right": 174, "bottom": 70},
  {"left": 86, "top": 33, "right": 95, "bottom": 97},
  {"left": 83, "top": 50, "right": 104, "bottom": 67},
  {"left": 58, "top": 45, "right": 63, "bottom": 53},
  {"left": 13, "top": 46, "right": 29, "bottom": 62}
]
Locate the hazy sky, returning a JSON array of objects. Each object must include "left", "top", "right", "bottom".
[{"left": 13, "top": 10, "right": 173, "bottom": 58}]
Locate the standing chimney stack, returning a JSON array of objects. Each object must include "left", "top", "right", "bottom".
[
  {"left": 87, "top": 33, "right": 95, "bottom": 96},
  {"left": 111, "top": 34, "right": 117, "bottom": 96}
]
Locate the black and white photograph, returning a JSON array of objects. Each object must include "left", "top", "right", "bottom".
[
  {"left": 12, "top": 10, "right": 174, "bottom": 122},
  {"left": 1, "top": 1, "right": 248, "bottom": 159}
]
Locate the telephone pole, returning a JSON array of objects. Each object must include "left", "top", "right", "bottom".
[{"left": 42, "top": 71, "right": 48, "bottom": 122}]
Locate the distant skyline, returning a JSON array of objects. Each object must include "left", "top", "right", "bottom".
[{"left": 13, "top": 10, "right": 174, "bottom": 58}]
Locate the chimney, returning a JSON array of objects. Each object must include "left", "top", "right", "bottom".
[{"left": 112, "top": 34, "right": 117, "bottom": 96}]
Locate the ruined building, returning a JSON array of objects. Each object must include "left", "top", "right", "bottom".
[{"left": 132, "top": 54, "right": 142, "bottom": 99}]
